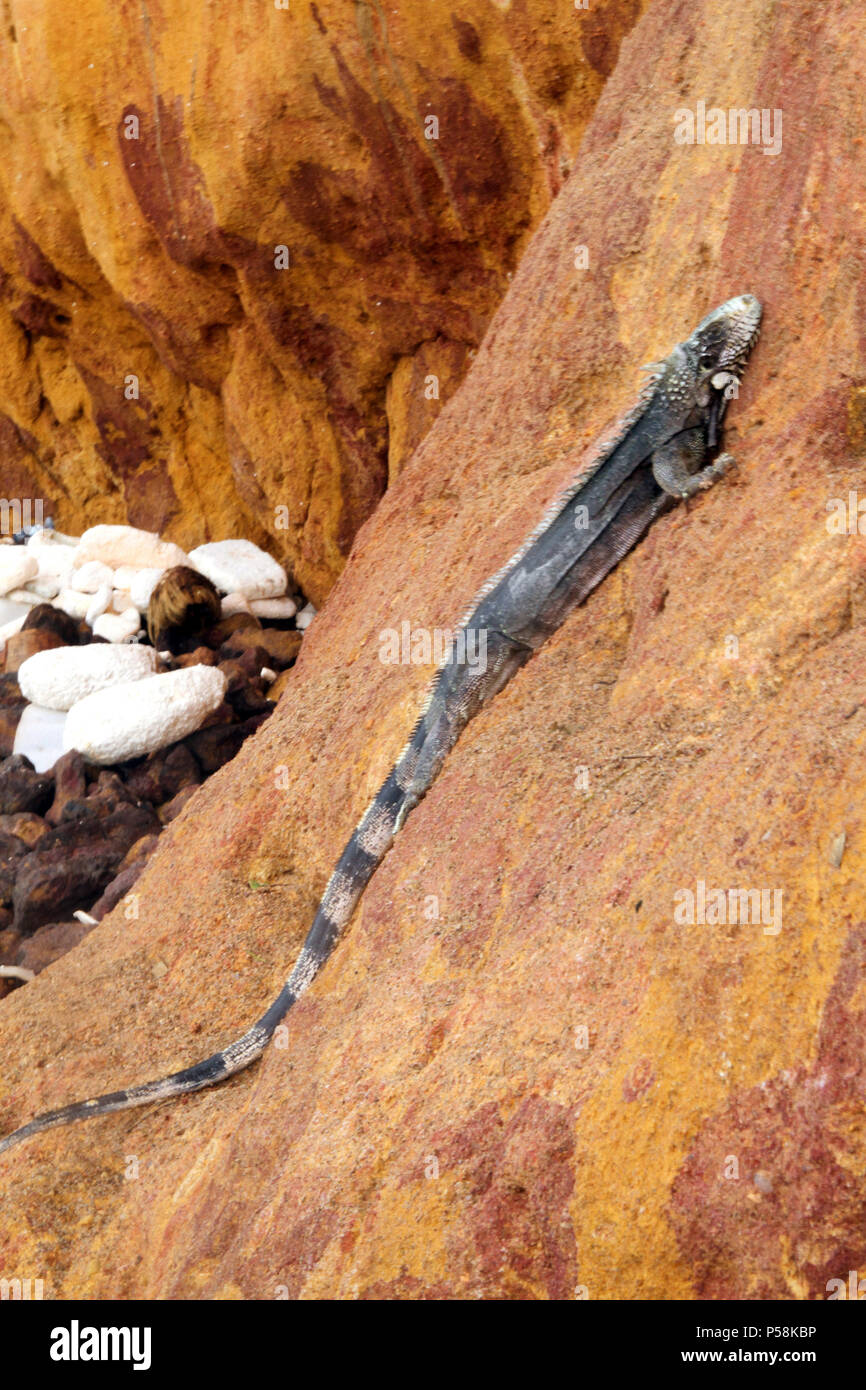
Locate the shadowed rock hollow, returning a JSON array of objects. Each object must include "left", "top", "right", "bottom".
[
  {"left": 1, "top": 0, "right": 866, "bottom": 1298},
  {"left": 0, "top": 0, "right": 642, "bottom": 602}
]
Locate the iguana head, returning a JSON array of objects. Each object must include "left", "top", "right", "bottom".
[{"left": 686, "top": 293, "right": 762, "bottom": 446}]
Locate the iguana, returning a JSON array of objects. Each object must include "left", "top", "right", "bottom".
[{"left": 0, "top": 294, "right": 762, "bottom": 1155}]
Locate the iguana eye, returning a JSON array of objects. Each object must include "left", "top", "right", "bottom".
[{"left": 699, "top": 352, "right": 715, "bottom": 369}]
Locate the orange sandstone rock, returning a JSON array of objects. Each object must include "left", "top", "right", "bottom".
[
  {"left": 0, "top": 0, "right": 641, "bottom": 602},
  {"left": 0, "top": 0, "right": 864, "bottom": 1302}
]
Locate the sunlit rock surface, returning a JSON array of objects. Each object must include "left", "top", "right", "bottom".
[{"left": 1, "top": 0, "right": 863, "bottom": 1300}]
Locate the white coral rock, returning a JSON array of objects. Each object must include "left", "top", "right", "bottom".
[
  {"left": 12, "top": 704, "right": 67, "bottom": 774},
  {"left": 190, "top": 539, "right": 287, "bottom": 600},
  {"left": 18, "top": 643, "right": 157, "bottom": 711},
  {"left": 113, "top": 565, "right": 142, "bottom": 591},
  {"left": 0, "top": 549, "right": 37, "bottom": 595},
  {"left": 70, "top": 559, "right": 115, "bottom": 593},
  {"left": 126, "top": 567, "right": 164, "bottom": 612},
  {"left": 111, "top": 588, "right": 133, "bottom": 614},
  {"left": 28, "top": 533, "right": 78, "bottom": 582},
  {"left": 77, "top": 525, "right": 188, "bottom": 571},
  {"left": 63, "top": 665, "right": 227, "bottom": 764},
  {"left": 91, "top": 607, "right": 141, "bottom": 642},
  {"left": 249, "top": 596, "right": 297, "bottom": 619},
  {"left": 220, "top": 591, "right": 253, "bottom": 618},
  {"left": 5, "top": 587, "right": 42, "bottom": 607},
  {"left": 55, "top": 588, "right": 92, "bottom": 620},
  {"left": 0, "top": 614, "right": 25, "bottom": 654},
  {"left": 23, "top": 574, "right": 61, "bottom": 600},
  {"left": 85, "top": 583, "right": 112, "bottom": 627}
]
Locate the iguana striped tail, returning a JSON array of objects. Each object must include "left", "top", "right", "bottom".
[{"left": 0, "top": 664, "right": 479, "bottom": 1154}]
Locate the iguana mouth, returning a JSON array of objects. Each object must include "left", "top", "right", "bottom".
[
  {"left": 705, "top": 366, "right": 746, "bottom": 448},
  {"left": 701, "top": 294, "right": 762, "bottom": 447},
  {"left": 706, "top": 388, "right": 725, "bottom": 449}
]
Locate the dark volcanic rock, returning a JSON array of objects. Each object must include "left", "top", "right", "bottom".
[
  {"left": 206, "top": 614, "right": 261, "bottom": 648},
  {"left": 172, "top": 646, "right": 218, "bottom": 669},
  {"left": 12, "top": 845, "right": 120, "bottom": 933},
  {"left": 55, "top": 771, "right": 136, "bottom": 826},
  {"left": 0, "top": 756, "right": 53, "bottom": 816},
  {"left": 222, "top": 626, "right": 302, "bottom": 671},
  {"left": 14, "top": 919, "right": 95, "bottom": 975},
  {"left": 90, "top": 860, "right": 148, "bottom": 921},
  {"left": 0, "top": 675, "right": 22, "bottom": 707},
  {"left": 158, "top": 783, "right": 199, "bottom": 824},
  {"left": 22, "top": 604, "right": 81, "bottom": 645},
  {"left": 218, "top": 660, "right": 271, "bottom": 719},
  {"left": 0, "top": 701, "right": 26, "bottom": 758},
  {"left": 120, "top": 742, "right": 201, "bottom": 804},
  {"left": 217, "top": 639, "right": 271, "bottom": 673},
  {"left": 45, "top": 750, "right": 88, "bottom": 826},
  {"left": 88, "top": 770, "right": 134, "bottom": 810},
  {"left": 185, "top": 712, "right": 271, "bottom": 774},
  {"left": 228, "top": 684, "right": 272, "bottom": 719},
  {"left": 3, "top": 628, "right": 64, "bottom": 672},
  {"left": 56, "top": 798, "right": 95, "bottom": 826},
  {"left": 119, "top": 834, "right": 160, "bottom": 872},
  {"left": 0, "top": 922, "right": 20, "bottom": 958},
  {"left": 234, "top": 646, "right": 271, "bottom": 680},
  {"left": 43, "top": 803, "right": 159, "bottom": 856},
  {"left": 13, "top": 802, "right": 160, "bottom": 932},
  {"left": 196, "top": 700, "right": 235, "bottom": 730},
  {"left": 0, "top": 812, "right": 46, "bottom": 846},
  {"left": 0, "top": 832, "right": 28, "bottom": 906},
  {"left": 90, "top": 832, "right": 161, "bottom": 921}
]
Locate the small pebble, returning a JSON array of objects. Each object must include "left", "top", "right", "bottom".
[
  {"left": 92, "top": 607, "right": 142, "bottom": 643},
  {"left": 55, "top": 588, "right": 92, "bottom": 620},
  {"left": 5, "top": 587, "right": 42, "bottom": 608},
  {"left": 23, "top": 575, "right": 61, "bottom": 601},
  {"left": 249, "top": 596, "right": 297, "bottom": 620},
  {"left": 829, "top": 831, "right": 846, "bottom": 868},
  {"left": 127, "top": 567, "right": 164, "bottom": 612},
  {"left": 221, "top": 591, "right": 253, "bottom": 617},
  {"left": 85, "top": 583, "right": 113, "bottom": 627},
  {"left": 0, "top": 615, "right": 26, "bottom": 654},
  {"left": 70, "top": 560, "right": 114, "bottom": 594},
  {"left": 0, "top": 549, "right": 37, "bottom": 595}
]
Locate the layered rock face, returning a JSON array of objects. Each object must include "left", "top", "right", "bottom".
[
  {"left": 2, "top": 0, "right": 866, "bottom": 1299},
  {"left": 0, "top": 0, "right": 641, "bottom": 602}
]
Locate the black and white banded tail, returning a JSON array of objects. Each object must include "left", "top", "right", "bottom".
[{"left": 0, "top": 635, "right": 514, "bottom": 1154}]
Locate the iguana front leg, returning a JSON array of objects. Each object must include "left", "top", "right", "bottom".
[{"left": 651, "top": 428, "right": 736, "bottom": 500}]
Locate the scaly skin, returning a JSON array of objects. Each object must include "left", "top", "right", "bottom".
[{"left": 0, "top": 294, "right": 762, "bottom": 1156}]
